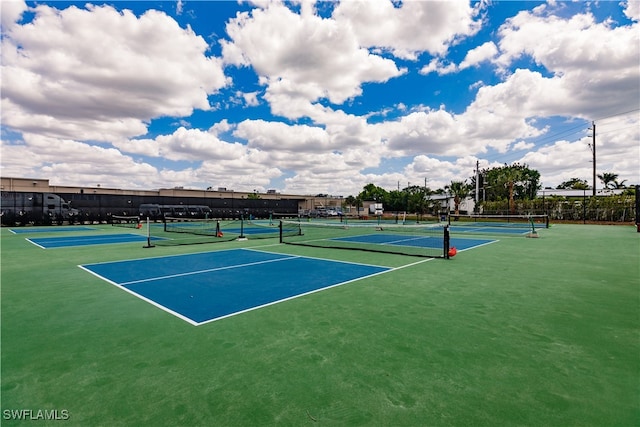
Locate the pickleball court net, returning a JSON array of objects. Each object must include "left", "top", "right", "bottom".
[
  {"left": 280, "top": 220, "right": 450, "bottom": 258},
  {"left": 157, "top": 217, "right": 281, "bottom": 246},
  {"left": 111, "top": 215, "right": 142, "bottom": 229},
  {"left": 448, "top": 214, "right": 549, "bottom": 229}
]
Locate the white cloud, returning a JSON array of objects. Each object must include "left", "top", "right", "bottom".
[
  {"left": 402, "top": 155, "right": 491, "bottom": 191},
  {"left": 119, "top": 127, "right": 247, "bottom": 162},
  {"left": 234, "top": 120, "right": 332, "bottom": 153},
  {"left": 459, "top": 41, "right": 498, "bottom": 70},
  {"left": 1, "top": 3, "right": 229, "bottom": 142},
  {"left": 2, "top": 1, "right": 637, "bottom": 195},
  {"left": 0, "top": 0, "right": 27, "bottom": 30},
  {"left": 221, "top": 1, "right": 404, "bottom": 114},
  {"left": 332, "top": 0, "right": 482, "bottom": 59},
  {"left": 1, "top": 133, "right": 159, "bottom": 188},
  {"left": 419, "top": 58, "right": 458, "bottom": 76},
  {"left": 241, "top": 91, "right": 260, "bottom": 107},
  {"left": 624, "top": 0, "right": 640, "bottom": 21},
  {"left": 496, "top": 6, "right": 639, "bottom": 77},
  {"left": 419, "top": 39, "right": 498, "bottom": 75},
  {"left": 512, "top": 140, "right": 535, "bottom": 151}
]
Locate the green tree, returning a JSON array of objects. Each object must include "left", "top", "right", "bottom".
[
  {"left": 385, "top": 190, "right": 406, "bottom": 212},
  {"left": 557, "top": 178, "right": 589, "bottom": 190},
  {"left": 597, "top": 172, "right": 618, "bottom": 189},
  {"left": 597, "top": 172, "right": 627, "bottom": 189},
  {"left": 481, "top": 163, "right": 541, "bottom": 213},
  {"left": 404, "top": 185, "right": 431, "bottom": 221},
  {"left": 358, "top": 183, "right": 388, "bottom": 203},
  {"left": 445, "top": 180, "right": 472, "bottom": 216},
  {"left": 613, "top": 179, "right": 628, "bottom": 189},
  {"left": 344, "top": 195, "right": 357, "bottom": 214}
]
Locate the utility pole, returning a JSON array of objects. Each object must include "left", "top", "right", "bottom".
[
  {"left": 475, "top": 160, "right": 480, "bottom": 205},
  {"left": 589, "top": 121, "right": 596, "bottom": 196}
]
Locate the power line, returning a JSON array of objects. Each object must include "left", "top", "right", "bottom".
[
  {"left": 595, "top": 124, "right": 639, "bottom": 136},
  {"left": 476, "top": 108, "right": 639, "bottom": 165},
  {"left": 594, "top": 108, "right": 640, "bottom": 122}
]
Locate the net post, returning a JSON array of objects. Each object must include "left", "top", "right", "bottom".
[
  {"left": 143, "top": 217, "right": 155, "bottom": 248},
  {"left": 526, "top": 216, "right": 538, "bottom": 238},
  {"left": 444, "top": 225, "right": 450, "bottom": 259},
  {"left": 279, "top": 220, "right": 283, "bottom": 243},
  {"left": 636, "top": 185, "right": 640, "bottom": 233},
  {"left": 236, "top": 216, "right": 246, "bottom": 240}
]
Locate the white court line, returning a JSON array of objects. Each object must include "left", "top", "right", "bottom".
[
  {"left": 78, "top": 264, "right": 200, "bottom": 326},
  {"left": 24, "top": 238, "right": 47, "bottom": 249}
]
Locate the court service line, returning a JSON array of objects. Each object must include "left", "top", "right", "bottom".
[{"left": 385, "top": 235, "right": 432, "bottom": 245}]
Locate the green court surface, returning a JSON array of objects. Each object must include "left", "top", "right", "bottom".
[{"left": 1, "top": 224, "right": 639, "bottom": 426}]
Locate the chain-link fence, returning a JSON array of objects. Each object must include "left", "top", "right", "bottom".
[{"left": 479, "top": 192, "right": 636, "bottom": 223}]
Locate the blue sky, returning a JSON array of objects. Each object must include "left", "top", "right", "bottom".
[{"left": 1, "top": 0, "right": 638, "bottom": 196}]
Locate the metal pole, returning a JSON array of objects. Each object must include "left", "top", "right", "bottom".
[
  {"left": 592, "top": 121, "right": 596, "bottom": 197},
  {"left": 475, "top": 160, "right": 480, "bottom": 206},
  {"left": 583, "top": 188, "right": 586, "bottom": 224}
]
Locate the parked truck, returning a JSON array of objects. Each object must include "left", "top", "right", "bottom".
[{"left": 1, "top": 192, "right": 78, "bottom": 226}]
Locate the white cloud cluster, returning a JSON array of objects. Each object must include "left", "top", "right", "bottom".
[
  {"left": 332, "top": 0, "right": 482, "bottom": 59},
  {"left": 0, "top": 0, "right": 28, "bottom": 30},
  {"left": 2, "top": 3, "right": 228, "bottom": 142},
  {"left": 1, "top": 0, "right": 638, "bottom": 196},
  {"left": 222, "top": 0, "right": 404, "bottom": 114}
]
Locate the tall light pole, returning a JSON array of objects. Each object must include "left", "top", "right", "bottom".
[
  {"left": 588, "top": 121, "right": 596, "bottom": 196},
  {"left": 475, "top": 160, "right": 480, "bottom": 209}
]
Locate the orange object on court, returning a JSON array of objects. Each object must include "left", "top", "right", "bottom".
[{"left": 448, "top": 247, "right": 457, "bottom": 257}]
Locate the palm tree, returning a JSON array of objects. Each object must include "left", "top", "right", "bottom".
[
  {"left": 445, "top": 180, "right": 472, "bottom": 218},
  {"left": 344, "top": 195, "right": 357, "bottom": 215},
  {"left": 499, "top": 167, "right": 525, "bottom": 214},
  {"left": 557, "top": 178, "right": 589, "bottom": 190},
  {"left": 597, "top": 172, "right": 618, "bottom": 189},
  {"left": 613, "top": 179, "right": 627, "bottom": 189}
]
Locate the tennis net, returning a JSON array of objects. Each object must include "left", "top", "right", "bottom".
[
  {"left": 164, "top": 217, "right": 220, "bottom": 236},
  {"left": 280, "top": 220, "right": 450, "bottom": 258},
  {"left": 448, "top": 214, "right": 549, "bottom": 228},
  {"left": 111, "top": 215, "right": 142, "bottom": 229},
  {"left": 156, "top": 217, "right": 281, "bottom": 246}
]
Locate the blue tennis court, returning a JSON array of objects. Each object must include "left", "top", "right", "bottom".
[
  {"left": 10, "top": 226, "right": 96, "bottom": 234},
  {"left": 80, "top": 248, "right": 390, "bottom": 325},
  {"left": 27, "top": 233, "right": 160, "bottom": 249},
  {"left": 332, "top": 233, "right": 495, "bottom": 251},
  {"left": 332, "top": 233, "right": 434, "bottom": 247}
]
